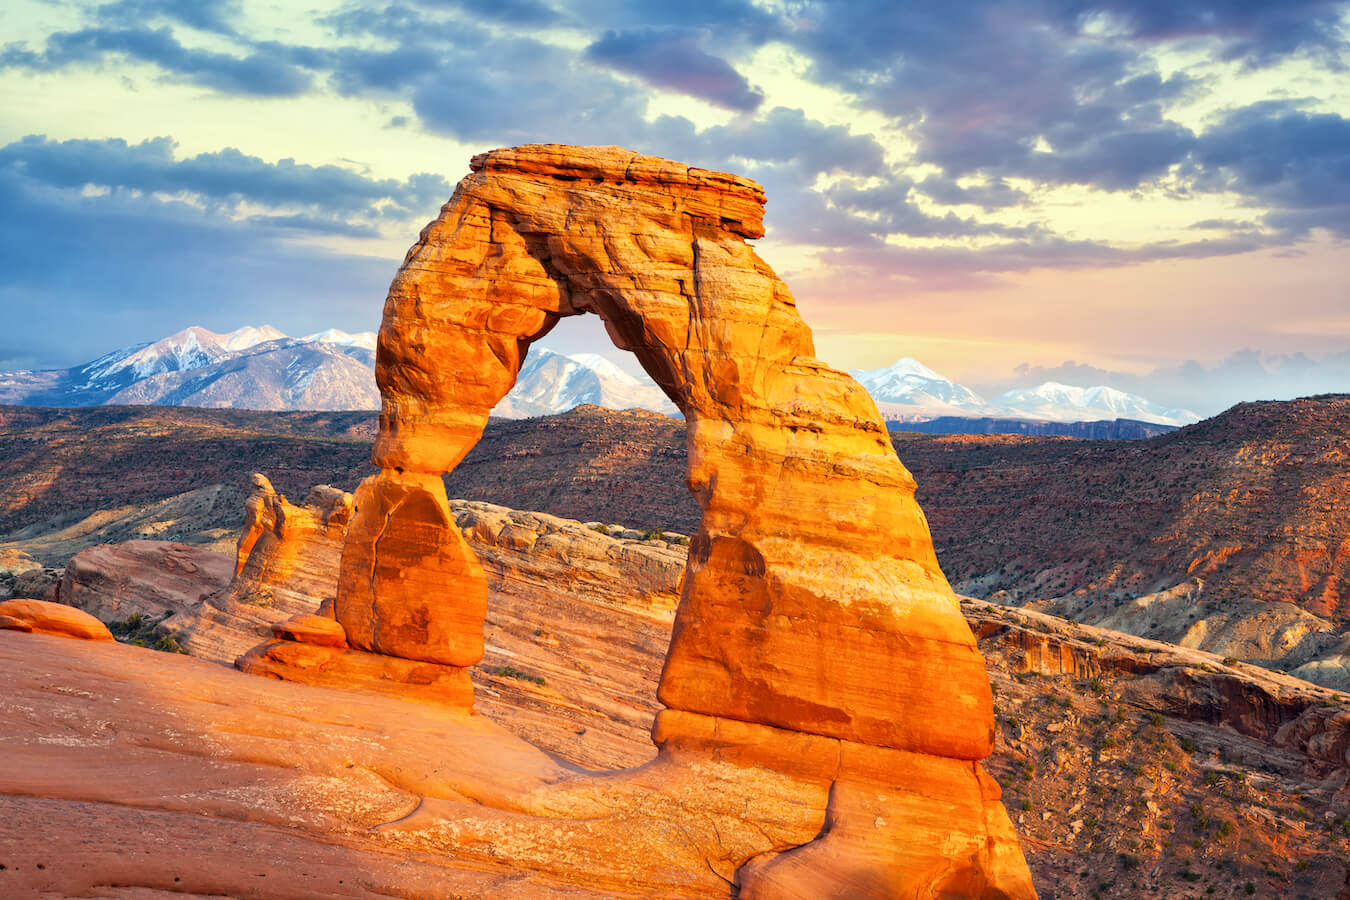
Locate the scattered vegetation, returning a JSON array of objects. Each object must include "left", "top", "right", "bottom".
[
  {"left": 106, "top": 612, "right": 186, "bottom": 654},
  {"left": 238, "top": 587, "right": 275, "bottom": 607},
  {"left": 489, "top": 665, "right": 546, "bottom": 686}
]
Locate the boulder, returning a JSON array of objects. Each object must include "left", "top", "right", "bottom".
[
  {"left": 271, "top": 613, "right": 348, "bottom": 648},
  {"left": 0, "top": 598, "right": 113, "bottom": 641}
]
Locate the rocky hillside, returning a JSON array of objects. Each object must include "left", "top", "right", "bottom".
[
  {"left": 3, "top": 398, "right": 1348, "bottom": 688},
  {"left": 0, "top": 405, "right": 376, "bottom": 538}
]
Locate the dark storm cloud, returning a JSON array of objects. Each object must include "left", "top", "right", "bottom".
[
  {"left": 0, "top": 135, "right": 451, "bottom": 221},
  {"left": 585, "top": 28, "right": 764, "bottom": 111},
  {"left": 1, "top": 26, "right": 312, "bottom": 96}
]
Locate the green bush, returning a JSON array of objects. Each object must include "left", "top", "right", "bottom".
[{"left": 491, "top": 665, "right": 546, "bottom": 686}]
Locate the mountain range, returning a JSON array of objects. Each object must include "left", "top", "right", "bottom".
[
  {"left": 0, "top": 325, "right": 1196, "bottom": 428},
  {"left": 851, "top": 357, "right": 1198, "bottom": 426}
]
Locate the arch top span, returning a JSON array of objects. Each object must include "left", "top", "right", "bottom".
[{"left": 468, "top": 144, "right": 767, "bottom": 239}]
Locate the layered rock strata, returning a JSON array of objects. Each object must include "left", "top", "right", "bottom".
[{"left": 314, "top": 144, "right": 1033, "bottom": 896}]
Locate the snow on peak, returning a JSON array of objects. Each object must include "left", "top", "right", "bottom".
[
  {"left": 220, "top": 325, "right": 287, "bottom": 352},
  {"left": 851, "top": 357, "right": 987, "bottom": 414},
  {"left": 866, "top": 357, "right": 948, "bottom": 382},
  {"left": 565, "top": 352, "right": 642, "bottom": 386},
  {"left": 302, "top": 328, "right": 378, "bottom": 351},
  {"left": 993, "top": 381, "right": 1199, "bottom": 426},
  {"left": 493, "top": 346, "right": 675, "bottom": 418}
]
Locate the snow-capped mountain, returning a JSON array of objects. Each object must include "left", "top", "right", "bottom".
[
  {"left": 850, "top": 358, "right": 1199, "bottom": 426},
  {"left": 0, "top": 327, "right": 674, "bottom": 416},
  {"left": 72, "top": 325, "right": 288, "bottom": 395},
  {"left": 0, "top": 325, "right": 380, "bottom": 410},
  {"left": 990, "top": 382, "right": 1198, "bottom": 427},
  {"left": 0, "top": 330, "right": 1197, "bottom": 428},
  {"left": 851, "top": 358, "right": 988, "bottom": 420},
  {"left": 302, "top": 328, "right": 378, "bottom": 351},
  {"left": 496, "top": 347, "right": 676, "bottom": 418}
]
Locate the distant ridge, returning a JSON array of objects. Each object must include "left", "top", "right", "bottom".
[{"left": 891, "top": 417, "right": 1178, "bottom": 439}]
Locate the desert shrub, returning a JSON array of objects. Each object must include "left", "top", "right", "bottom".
[{"left": 490, "top": 665, "right": 546, "bottom": 686}]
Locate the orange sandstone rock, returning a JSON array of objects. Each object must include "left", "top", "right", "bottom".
[
  {"left": 325, "top": 144, "right": 1033, "bottom": 896},
  {"left": 233, "top": 473, "right": 352, "bottom": 606},
  {"left": 236, "top": 638, "right": 473, "bottom": 708},
  {"left": 0, "top": 598, "right": 113, "bottom": 641},
  {"left": 0, "top": 613, "right": 33, "bottom": 632},
  {"left": 271, "top": 613, "right": 347, "bottom": 648},
  {"left": 336, "top": 470, "right": 487, "bottom": 666}
]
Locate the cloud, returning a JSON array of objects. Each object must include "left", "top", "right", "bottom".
[
  {"left": 779, "top": 1, "right": 1338, "bottom": 195},
  {"left": 1190, "top": 102, "right": 1350, "bottom": 237},
  {"left": 917, "top": 175, "right": 1030, "bottom": 211},
  {"left": 566, "top": 0, "right": 777, "bottom": 37},
  {"left": 824, "top": 178, "right": 1041, "bottom": 239},
  {"left": 997, "top": 349, "right": 1350, "bottom": 415},
  {"left": 585, "top": 28, "right": 763, "bottom": 111},
  {"left": 1, "top": 26, "right": 313, "bottom": 96},
  {"left": 0, "top": 158, "right": 395, "bottom": 370},
  {"left": 0, "top": 135, "right": 451, "bottom": 226},
  {"left": 648, "top": 107, "right": 883, "bottom": 181},
  {"left": 95, "top": 0, "right": 242, "bottom": 36},
  {"left": 1054, "top": 0, "right": 1350, "bottom": 65},
  {"left": 427, "top": 0, "right": 562, "bottom": 25},
  {"left": 805, "top": 228, "right": 1277, "bottom": 295}
]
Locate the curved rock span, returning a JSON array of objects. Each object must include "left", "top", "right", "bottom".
[{"left": 263, "top": 145, "right": 1034, "bottom": 897}]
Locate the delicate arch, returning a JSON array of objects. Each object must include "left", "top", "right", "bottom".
[{"left": 337, "top": 144, "right": 993, "bottom": 759}]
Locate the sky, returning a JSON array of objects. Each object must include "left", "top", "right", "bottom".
[{"left": 1, "top": 0, "right": 1347, "bottom": 414}]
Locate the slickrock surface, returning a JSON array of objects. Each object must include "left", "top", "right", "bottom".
[
  {"left": 5, "top": 590, "right": 1350, "bottom": 897},
  {"left": 322, "top": 143, "right": 1029, "bottom": 895}
]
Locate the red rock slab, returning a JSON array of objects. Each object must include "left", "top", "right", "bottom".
[
  {"left": 237, "top": 637, "right": 474, "bottom": 709},
  {"left": 0, "top": 598, "right": 113, "bottom": 641},
  {"left": 272, "top": 612, "right": 348, "bottom": 648},
  {"left": 0, "top": 614, "right": 32, "bottom": 632}
]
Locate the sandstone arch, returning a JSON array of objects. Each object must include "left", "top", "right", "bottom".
[{"left": 332, "top": 145, "right": 1035, "bottom": 897}]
